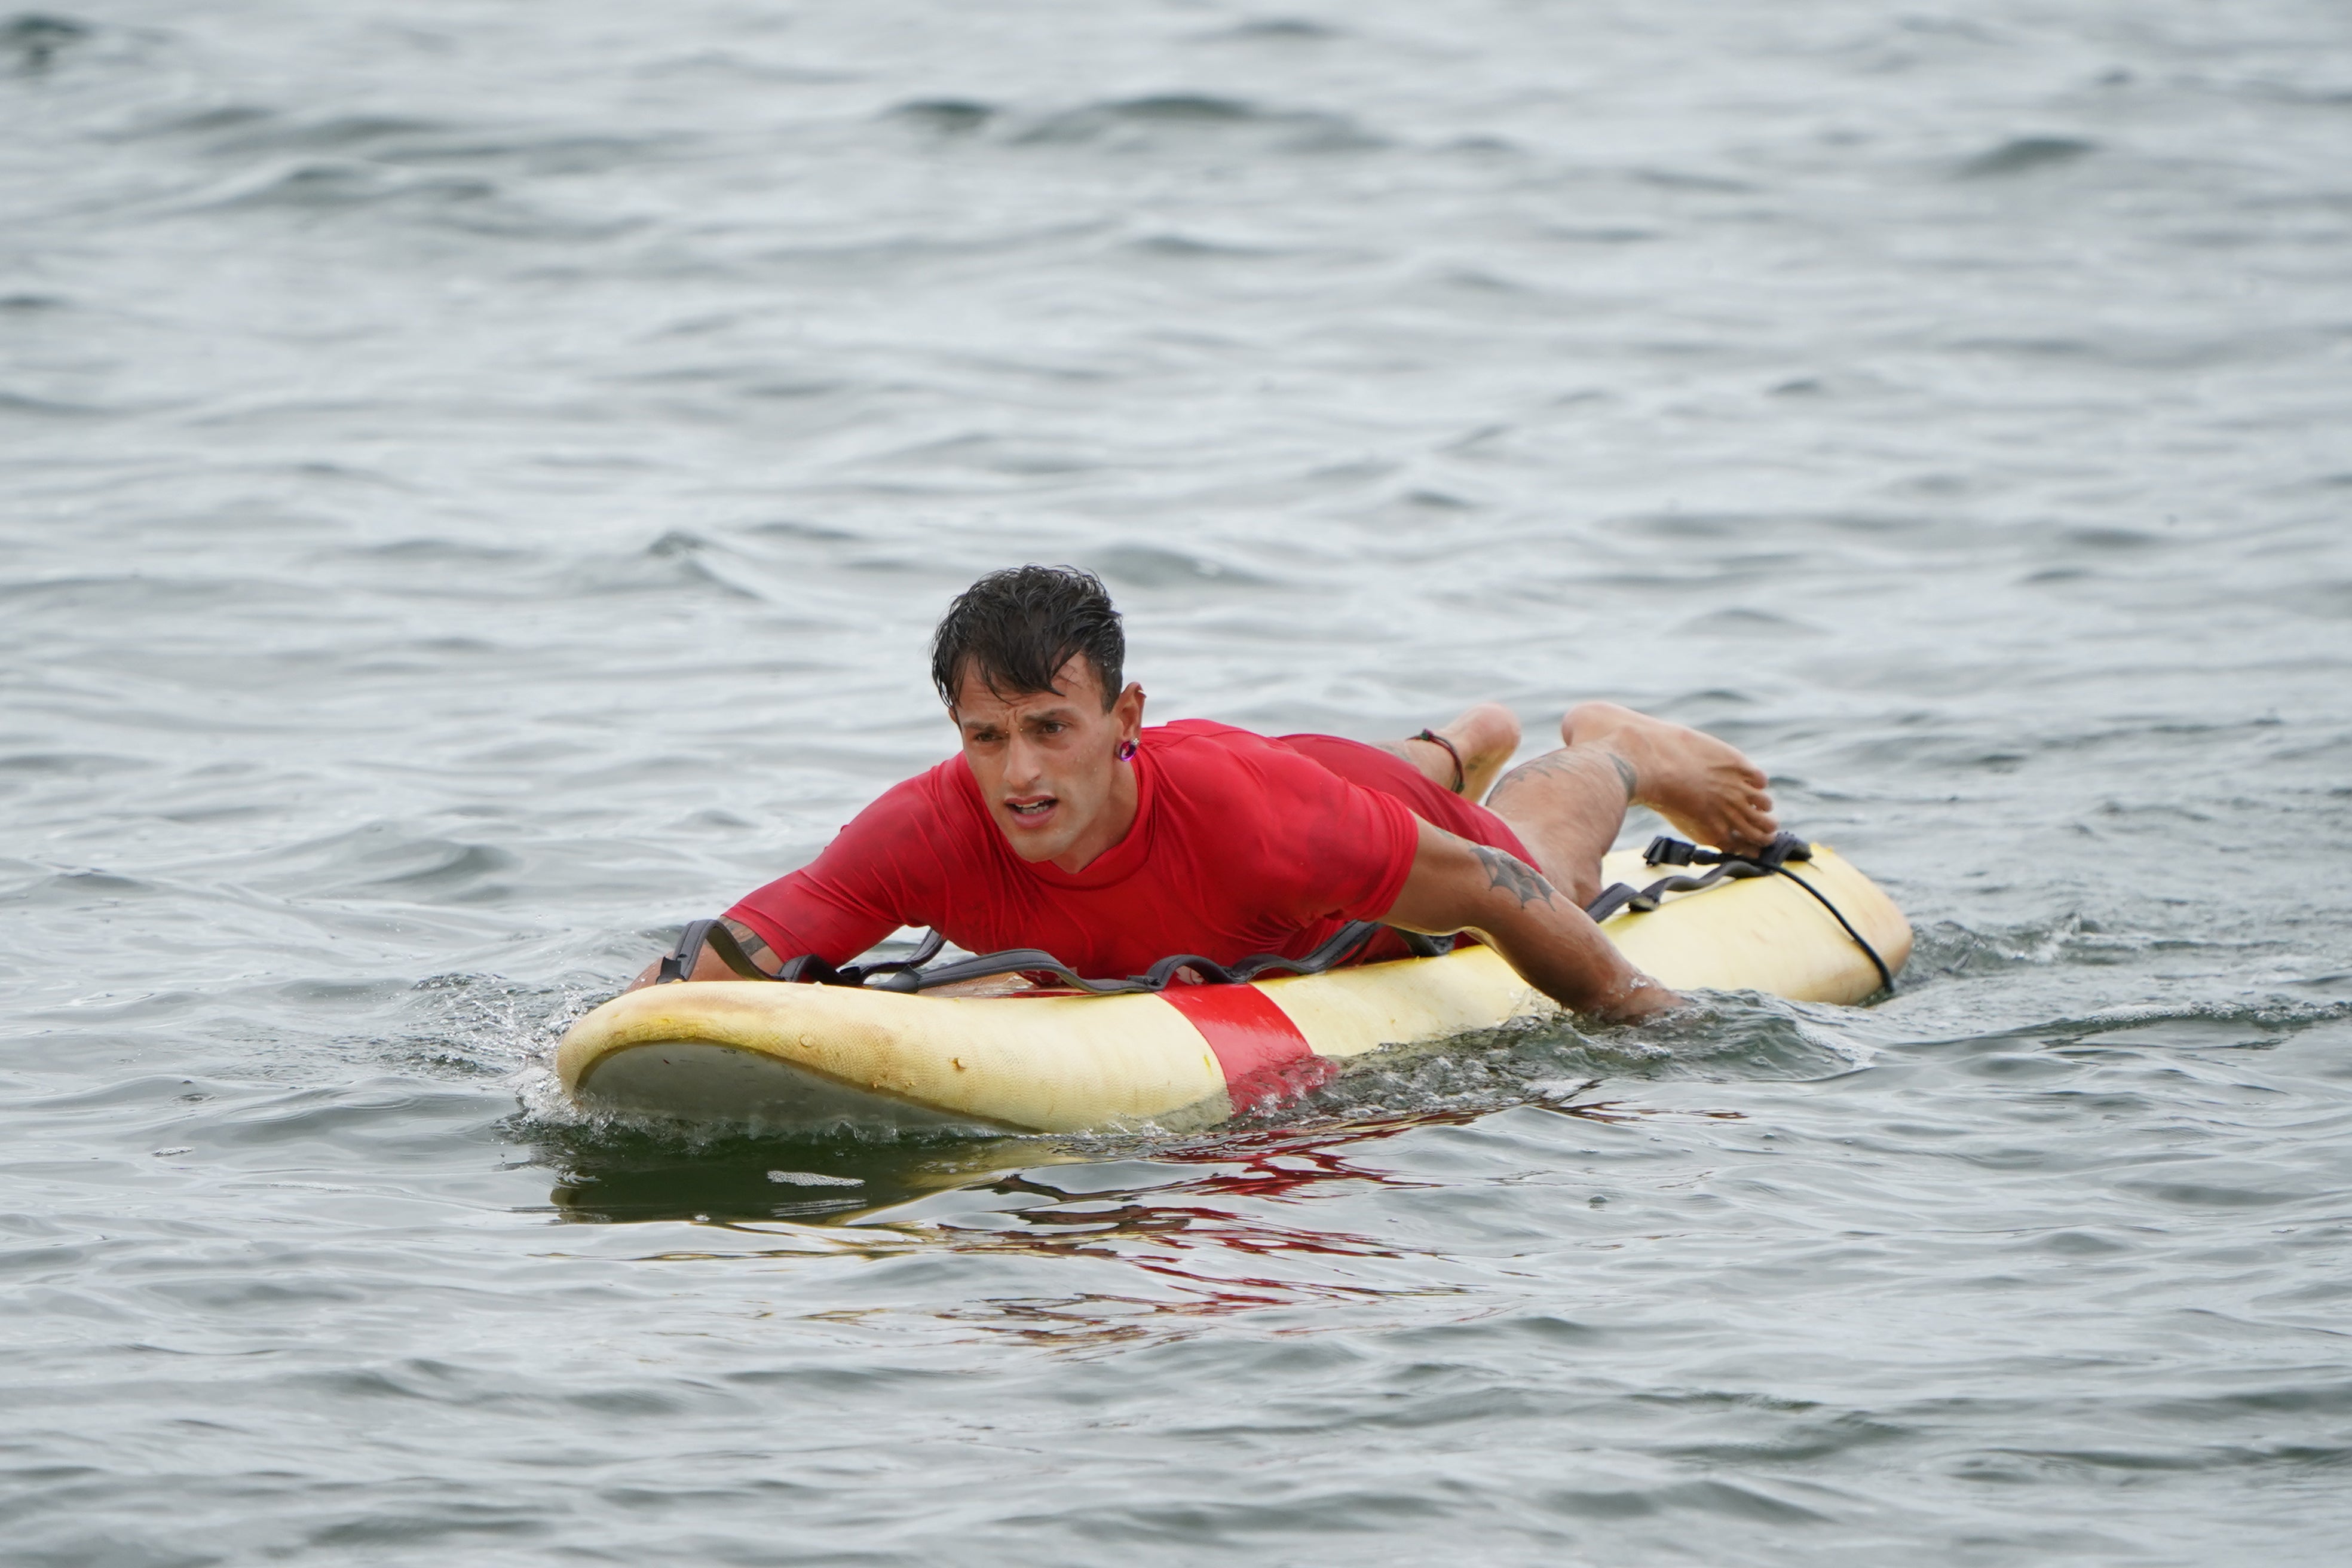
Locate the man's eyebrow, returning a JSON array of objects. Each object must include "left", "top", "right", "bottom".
[{"left": 960, "top": 702, "right": 1082, "bottom": 730}]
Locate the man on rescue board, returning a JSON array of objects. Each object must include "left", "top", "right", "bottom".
[{"left": 633, "top": 565, "right": 1779, "bottom": 1021}]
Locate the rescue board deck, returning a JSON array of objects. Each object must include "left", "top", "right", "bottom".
[{"left": 557, "top": 843, "right": 1910, "bottom": 1136}]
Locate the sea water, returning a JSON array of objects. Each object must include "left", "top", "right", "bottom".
[{"left": 4, "top": 2, "right": 2350, "bottom": 1563}]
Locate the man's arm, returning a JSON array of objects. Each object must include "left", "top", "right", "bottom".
[
  {"left": 1379, "top": 820, "right": 1682, "bottom": 1021},
  {"left": 623, "top": 918, "right": 781, "bottom": 993}
]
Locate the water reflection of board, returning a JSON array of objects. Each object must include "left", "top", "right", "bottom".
[{"left": 556, "top": 843, "right": 1910, "bottom": 1137}]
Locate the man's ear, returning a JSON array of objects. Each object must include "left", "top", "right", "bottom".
[{"left": 1114, "top": 681, "right": 1146, "bottom": 739}]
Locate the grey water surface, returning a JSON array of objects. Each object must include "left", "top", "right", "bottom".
[{"left": 5, "top": 1, "right": 2351, "bottom": 1563}]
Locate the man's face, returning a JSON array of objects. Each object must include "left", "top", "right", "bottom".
[{"left": 952, "top": 656, "right": 1144, "bottom": 866}]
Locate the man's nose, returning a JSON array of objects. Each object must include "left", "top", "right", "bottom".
[{"left": 1003, "top": 733, "right": 1046, "bottom": 789}]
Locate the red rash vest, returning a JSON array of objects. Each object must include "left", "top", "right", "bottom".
[{"left": 726, "top": 718, "right": 1536, "bottom": 980}]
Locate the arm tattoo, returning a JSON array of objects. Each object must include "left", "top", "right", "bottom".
[
  {"left": 720, "top": 917, "right": 780, "bottom": 970},
  {"left": 1472, "top": 844, "right": 1557, "bottom": 908},
  {"left": 1609, "top": 751, "right": 1638, "bottom": 803}
]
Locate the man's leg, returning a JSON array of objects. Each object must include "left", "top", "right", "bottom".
[
  {"left": 1484, "top": 702, "right": 1778, "bottom": 908},
  {"left": 1385, "top": 702, "right": 1520, "bottom": 803}
]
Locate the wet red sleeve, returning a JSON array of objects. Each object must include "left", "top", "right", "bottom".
[
  {"left": 724, "top": 774, "right": 951, "bottom": 965},
  {"left": 1247, "top": 739, "right": 1422, "bottom": 924}
]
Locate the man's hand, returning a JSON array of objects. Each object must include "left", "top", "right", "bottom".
[
  {"left": 623, "top": 918, "right": 780, "bottom": 993},
  {"left": 1379, "top": 821, "right": 1682, "bottom": 1021}
]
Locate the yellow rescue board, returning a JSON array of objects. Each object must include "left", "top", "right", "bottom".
[{"left": 557, "top": 844, "right": 1910, "bottom": 1135}]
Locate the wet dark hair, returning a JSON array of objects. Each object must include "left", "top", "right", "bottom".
[{"left": 930, "top": 565, "right": 1125, "bottom": 711}]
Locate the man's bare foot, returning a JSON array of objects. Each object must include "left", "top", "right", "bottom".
[
  {"left": 1560, "top": 701, "right": 1777, "bottom": 853},
  {"left": 1389, "top": 701, "right": 1521, "bottom": 802}
]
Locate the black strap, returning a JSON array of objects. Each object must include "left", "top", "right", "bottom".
[
  {"left": 850, "top": 926, "right": 945, "bottom": 985},
  {"left": 1583, "top": 831, "right": 1892, "bottom": 996},
  {"left": 1583, "top": 860, "right": 1768, "bottom": 924},
  {"left": 657, "top": 920, "right": 945, "bottom": 987},
  {"left": 880, "top": 918, "right": 1420, "bottom": 995},
  {"left": 657, "top": 917, "right": 1445, "bottom": 996},
  {"left": 658, "top": 918, "right": 799, "bottom": 983},
  {"left": 1764, "top": 863, "right": 1895, "bottom": 994}
]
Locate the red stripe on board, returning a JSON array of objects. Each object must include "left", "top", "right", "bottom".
[{"left": 1160, "top": 984, "right": 1338, "bottom": 1114}]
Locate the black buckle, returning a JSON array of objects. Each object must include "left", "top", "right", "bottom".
[
  {"left": 1644, "top": 835, "right": 1700, "bottom": 866},
  {"left": 1645, "top": 831, "right": 1810, "bottom": 869}
]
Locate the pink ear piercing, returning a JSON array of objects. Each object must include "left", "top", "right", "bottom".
[{"left": 1117, "top": 740, "right": 1138, "bottom": 761}]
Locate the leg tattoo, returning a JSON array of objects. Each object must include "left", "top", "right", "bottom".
[
  {"left": 1489, "top": 745, "right": 1636, "bottom": 808},
  {"left": 1608, "top": 751, "right": 1637, "bottom": 803}
]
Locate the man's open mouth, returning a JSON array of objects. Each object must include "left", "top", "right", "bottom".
[{"left": 1005, "top": 797, "right": 1056, "bottom": 820}]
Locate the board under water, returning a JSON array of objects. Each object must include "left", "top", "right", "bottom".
[{"left": 559, "top": 843, "right": 1912, "bottom": 1134}]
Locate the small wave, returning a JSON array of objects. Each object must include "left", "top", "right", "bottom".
[
  {"left": 2282, "top": 578, "right": 2352, "bottom": 618},
  {"left": 1205, "top": 19, "right": 1343, "bottom": 43},
  {"left": 748, "top": 219, "right": 1112, "bottom": 273},
  {"left": 1442, "top": 134, "right": 1526, "bottom": 160},
  {"left": 196, "top": 158, "right": 497, "bottom": 214},
  {"left": 1633, "top": 167, "right": 1756, "bottom": 194},
  {"left": 2059, "top": 523, "right": 2162, "bottom": 552},
  {"left": 177, "top": 157, "right": 633, "bottom": 242},
  {"left": 1542, "top": 1477, "right": 1830, "bottom": 1526},
  {"left": 1013, "top": 94, "right": 1383, "bottom": 154},
  {"left": 1958, "top": 136, "right": 2098, "bottom": 179},
  {"left": 1674, "top": 607, "right": 1828, "bottom": 639},
  {"left": 1094, "top": 544, "right": 1274, "bottom": 590},
  {"left": 638, "top": 529, "right": 774, "bottom": 602},
  {"left": 743, "top": 517, "right": 856, "bottom": 544},
  {"left": 4, "top": 11, "right": 85, "bottom": 73},
  {"left": 1909, "top": 915, "right": 2144, "bottom": 976},
  {"left": 1123, "top": 231, "right": 1290, "bottom": 260},
  {"left": 117, "top": 103, "right": 690, "bottom": 180},
  {"left": 259, "top": 822, "right": 522, "bottom": 905},
  {"left": 885, "top": 99, "right": 994, "bottom": 134},
  {"left": 1043, "top": 93, "right": 1263, "bottom": 128},
  {"left": 0, "top": 751, "right": 152, "bottom": 777},
  {"left": 386, "top": 130, "right": 700, "bottom": 179},
  {"left": 103, "top": 103, "right": 272, "bottom": 142},
  {"left": 197, "top": 1082, "right": 494, "bottom": 1152},
  {"left": 357, "top": 841, "right": 517, "bottom": 898},
  {"left": 633, "top": 48, "right": 854, "bottom": 88},
  {"left": 5, "top": 867, "right": 157, "bottom": 905},
  {"left": 344, "top": 537, "right": 537, "bottom": 566},
  {"left": 0, "top": 389, "right": 109, "bottom": 418},
  {"left": 2060, "top": 995, "right": 2352, "bottom": 1036},
  {"left": 1904, "top": 995, "right": 2352, "bottom": 1061},
  {"left": 862, "top": 431, "right": 1103, "bottom": 479},
  {"left": 537, "top": 530, "right": 777, "bottom": 604},
  {"left": 202, "top": 112, "right": 454, "bottom": 156},
  {"left": 173, "top": 157, "right": 477, "bottom": 216}
]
